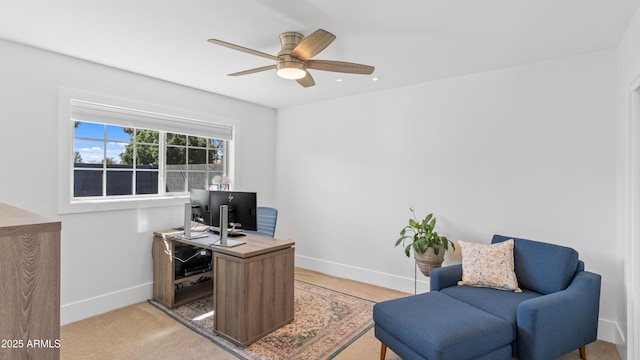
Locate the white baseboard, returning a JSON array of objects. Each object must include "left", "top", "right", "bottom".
[
  {"left": 598, "top": 318, "right": 626, "bottom": 346},
  {"left": 295, "top": 254, "right": 430, "bottom": 294},
  {"left": 295, "top": 254, "right": 625, "bottom": 345},
  {"left": 61, "top": 282, "right": 153, "bottom": 325}
]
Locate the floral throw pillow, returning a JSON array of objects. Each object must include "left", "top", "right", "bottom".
[{"left": 458, "top": 239, "right": 522, "bottom": 292}]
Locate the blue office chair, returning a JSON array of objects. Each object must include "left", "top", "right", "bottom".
[{"left": 246, "top": 206, "right": 278, "bottom": 238}]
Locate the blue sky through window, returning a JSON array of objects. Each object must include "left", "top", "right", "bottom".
[{"left": 74, "top": 122, "right": 131, "bottom": 164}]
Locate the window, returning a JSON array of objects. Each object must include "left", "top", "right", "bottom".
[
  {"left": 165, "top": 133, "right": 226, "bottom": 192},
  {"left": 59, "top": 88, "right": 235, "bottom": 213},
  {"left": 73, "top": 122, "right": 159, "bottom": 197},
  {"left": 73, "top": 122, "right": 228, "bottom": 198}
]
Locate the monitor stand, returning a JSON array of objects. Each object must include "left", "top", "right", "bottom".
[
  {"left": 183, "top": 203, "right": 208, "bottom": 240},
  {"left": 212, "top": 204, "right": 245, "bottom": 247},
  {"left": 209, "top": 236, "right": 245, "bottom": 247}
]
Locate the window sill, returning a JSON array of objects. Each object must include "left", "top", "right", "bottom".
[{"left": 59, "top": 195, "right": 190, "bottom": 214}]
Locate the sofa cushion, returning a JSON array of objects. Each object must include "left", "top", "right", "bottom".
[
  {"left": 458, "top": 239, "right": 521, "bottom": 292},
  {"left": 440, "top": 285, "right": 543, "bottom": 338},
  {"left": 492, "top": 235, "right": 579, "bottom": 294},
  {"left": 373, "top": 291, "right": 513, "bottom": 360}
]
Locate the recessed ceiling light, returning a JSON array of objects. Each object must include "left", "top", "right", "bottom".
[
  {"left": 372, "top": 77, "right": 380, "bottom": 82},
  {"left": 336, "top": 78, "right": 343, "bottom": 82}
]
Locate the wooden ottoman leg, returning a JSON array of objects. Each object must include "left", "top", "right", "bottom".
[
  {"left": 380, "top": 343, "right": 387, "bottom": 360},
  {"left": 579, "top": 345, "right": 586, "bottom": 359}
]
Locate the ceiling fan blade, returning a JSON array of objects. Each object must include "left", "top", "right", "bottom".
[
  {"left": 207, "top": 38, "right": 279, "bottom": 61},
  {"left": 296, "top": 72, "right": 315, "bottom": 87},
  {"left": 228, "top": 65, "right": 277, "bottom": 76},
  {"left": 291, "top": 29, "right": 336, "bottom": 61},
  {"left": 307, "top": 60, "right": 375, "bottom": 75}
]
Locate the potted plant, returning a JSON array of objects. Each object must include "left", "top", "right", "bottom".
[{"left": 395, "top": 206, "right": 455, "bottom": 276}]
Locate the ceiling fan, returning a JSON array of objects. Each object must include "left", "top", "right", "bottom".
[{"left": 207, "top": 29, "right": 375, "bottom": 87}]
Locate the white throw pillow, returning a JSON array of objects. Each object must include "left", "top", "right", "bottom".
[{"left": 457, "top": 239, "right": 521, "bottom": 292}]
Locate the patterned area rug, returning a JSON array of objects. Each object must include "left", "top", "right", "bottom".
[{"left": 149, "top": 280, "right": 375, "bottom": 360}]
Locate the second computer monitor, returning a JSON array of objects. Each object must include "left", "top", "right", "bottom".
[
  {"left": 190, "top": 189, "right": 257, "bottom": 231},
  {"left": 211, "top": 191, "right": 257, "bottom": 231}
]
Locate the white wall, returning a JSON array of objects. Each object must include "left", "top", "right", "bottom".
[
  {"left": 276, "top": 51, "right": 621, "bottom": 343},
  {"left": 617, "top": 5, "right": 640, "bottom": 359},
  {"left": 0, "top": 38, "right": 277, "bottom": 324}
]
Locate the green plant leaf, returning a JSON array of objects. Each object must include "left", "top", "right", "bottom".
[
  {"left": 442, "top": 236, "right": 455, "bottom": 250},
  {"left": 425, "top": 213, "right": 433, "bottom": 223},
  {"left": 415, "top": 241, "right": 425, "bottom": 254},
  {"left": 395, "top": 237, "right": 404, "bottom": 247},
  {"left": 429, "top": 217, "right": 436, "bottom": 231}
]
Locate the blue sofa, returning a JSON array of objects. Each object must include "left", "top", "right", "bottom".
[{"left": 373, "top": 235, "right": 602, "bottom": 360}]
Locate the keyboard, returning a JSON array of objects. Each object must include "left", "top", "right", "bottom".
[{"left": 208, "top": 228, "right": 247, "bottom": 237}]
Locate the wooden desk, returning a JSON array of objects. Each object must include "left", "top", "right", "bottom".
[{"left": 152, "top": 230, "right": 295, "bottom": 347}]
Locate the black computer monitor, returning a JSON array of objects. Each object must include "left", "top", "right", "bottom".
[
  {"left": 189, "top": 189, "right": 257, "bottom": 231},
  {"left": 189, "top": 189, "right": 211, "bottom": 225},
  {"left": 210, "top": 191, "right": 257, "bottom": 231}
]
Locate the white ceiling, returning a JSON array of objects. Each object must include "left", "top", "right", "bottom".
[{"left": 1, "top": 0, "right": 638, "bottom": 109}]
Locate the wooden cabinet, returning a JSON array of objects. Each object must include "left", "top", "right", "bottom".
[
  {"left": 214, "top": 246, "right": 295, "bottom": 347},
  {"left": 152, "top": 232, "right": 213, "bottom": 308},
  {"left": 0, "top": 202, "right": 61, "bottom": 360}
]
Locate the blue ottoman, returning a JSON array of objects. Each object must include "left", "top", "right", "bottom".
[{"left": 373, "top": 291, "right": 513, "bottom": 360}]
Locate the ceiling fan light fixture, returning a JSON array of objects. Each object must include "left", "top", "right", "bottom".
[
  {"left": 276, "top": 58, "right": 307, "bottom": 79},
  {"left": 277, "top": 67, "right": 306, "bottom": 80}
]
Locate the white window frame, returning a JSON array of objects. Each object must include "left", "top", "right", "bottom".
[{"left": 58, "top": 88, "right": 237, "bottom": 214}]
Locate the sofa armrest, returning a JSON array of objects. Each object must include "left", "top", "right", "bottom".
[
  {"left": 430, "top": 264, "right": 462, "bottom": 291},
  {"left": 516, "top": 271, "right": 601, "bottom": 360}
]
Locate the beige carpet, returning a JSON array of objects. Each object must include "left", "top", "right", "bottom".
[
  {"left": 61, "top": 301, "right": 236, "bottom": 360},
  {"left": 61, "top": 268, "right": 621, "bottom": 360}
]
